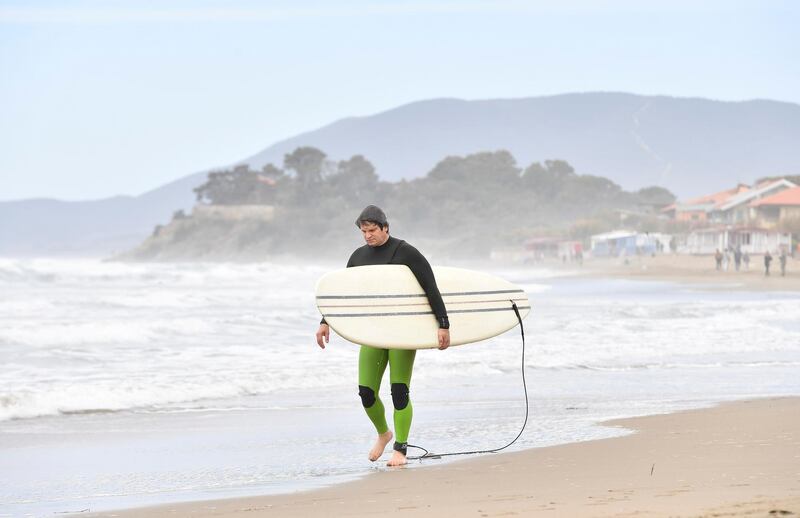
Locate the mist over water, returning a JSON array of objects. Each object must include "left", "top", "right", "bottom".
[{"left": 1, "top": 258, "right": 799, "bottom": 516}]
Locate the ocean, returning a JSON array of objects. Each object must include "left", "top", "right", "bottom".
[{"left": 1, "top": 258, "right": 799, "bottom": 517}]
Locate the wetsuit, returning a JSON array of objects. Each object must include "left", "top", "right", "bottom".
[{"left": 322, "top": 236, "right": 449, "bottom": 455}]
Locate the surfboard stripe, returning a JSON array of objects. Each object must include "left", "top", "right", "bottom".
[
  {"left": 323, "top": 305, "right": 531, "bottom": 318},
  {"left": 318, "top": 297, "right": 529, "bottom": 309},
  {"left": 317, "top": 288, "right": 525, "bottom": 300}
]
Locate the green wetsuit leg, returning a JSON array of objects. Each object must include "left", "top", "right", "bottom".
[
  {"left": 388, "top": 348, "right": 416, "bottom": 444},
  {"left": 358, "top": 345, "right": 389, "bottom": 434}
]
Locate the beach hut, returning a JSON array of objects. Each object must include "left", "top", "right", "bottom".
[
  {"left": 591, "top": 230, "right": 633, "bottom": 257},
  {"left": 591, "top": 231, "right": 669, "bottom": 257}
]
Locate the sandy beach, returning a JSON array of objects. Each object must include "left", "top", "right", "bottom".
[
  {"left": 573, "top": 254, "right": 800, "bottom": 292},
  {"left": 81, "top": 397, "right": 800, "bottom": 518}
]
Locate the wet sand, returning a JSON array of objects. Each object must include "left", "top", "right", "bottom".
[{"left": 81, "top": 397, "right": 800, "bottom": 518}]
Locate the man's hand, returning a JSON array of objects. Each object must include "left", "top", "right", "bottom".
[
  {"left": 316, "top": 324, "right": 330, "bottom": 349},
  {"left": 437, "top": 328, "right": 450, "bottom": 350}
]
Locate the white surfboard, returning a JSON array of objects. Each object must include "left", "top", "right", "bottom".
[{"left": 315, "top": 265, "right": 530, "bottom": 349}]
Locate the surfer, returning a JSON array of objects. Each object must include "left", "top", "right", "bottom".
[{"left": 315, "top": 205, "right": 450, "bottom": 467}]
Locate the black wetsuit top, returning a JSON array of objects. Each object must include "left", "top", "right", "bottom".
[{"left": 322, "top": 236, "right": 449, "bottom": 329}]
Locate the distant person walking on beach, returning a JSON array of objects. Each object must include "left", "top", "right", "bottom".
[
  {"left": 764, "top": 250, "right": 773, "bottom": 276},
  {"left": 723, "top": 249, "right": 730, "bottom": 271},
  {"left": 734, "top": 247, "right": 742, "bottom": 272},
  {"left": 714, "top": 249, "right": 723, "bottom": 271},
  {"left": 315, "top": 205, "right": 450, "bottom": 467},
  {"left": 780, "top": 250, "right": 787, "bottom": 276},
  {"left": 743, "top": 250, "right": 750, "bottom": 271}
]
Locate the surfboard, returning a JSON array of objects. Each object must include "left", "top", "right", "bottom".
[{"left": 315, "top": 265, "right": 530, "bottom": 349}]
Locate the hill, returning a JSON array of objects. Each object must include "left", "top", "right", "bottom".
[
  {"left": 243, "top": 92, "right": 800, "bottom": 198},
  {"left": 3, "top": 92, "right": 799, "bottom": 256}
]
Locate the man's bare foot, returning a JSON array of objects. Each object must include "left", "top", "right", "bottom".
[
  {"left": 386, "top": 450, "right": 407, "bottom": 467},
  {"left": 368, "top": 431, "right": 393, "bottom": 461}
]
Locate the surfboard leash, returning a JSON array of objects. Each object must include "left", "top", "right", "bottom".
[{"left": 405, "top": 300, "right": 529, "bottom": 461}]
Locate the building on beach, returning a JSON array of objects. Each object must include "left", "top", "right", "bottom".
[
  {"left": 665, "top": 179, "right": 797, "bottom": 255},
  {"left": 662, "top": 180, "right": 797, "bottom": 226},
  {"left": 522, "top": 237, "right": 584, "bottom": 261},
  {"left": 522, "top": 237, "right": 563, "bottom": 259},
  {"left": 708, "top": 179, "right": 797, "bottom": 225},
  {"left": 660, "top": 184, "right": 750, "bottom": 224},
  {"left": 681, "top": 226, "right": 791, "bottom": 255},
  {"left": 748, "top": 185, "right": 800, "bottom": 229},
  {"left": 491, "top": 237, "right": 585, "bottom": 262},
  {"left": 590, "top": 230, "right": 670, "bottom": 257}
]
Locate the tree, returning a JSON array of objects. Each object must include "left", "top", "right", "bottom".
[
  {"left": 194, "top": 164, "right": 279, "bottom": 205},
  {"left": 283, "top": 147, "right": 327, "bottom": 187},
  {"left": 568, "top": 175, "right": 622, "bottom": 200},
  {"left": 427, "top": 150, "right": 520, "bottom": 185},
  {"left": 260, "top": 163, "right": 284, "bottom": 180},
  {"left": 194, "top": 170, "right": 232, "bottom": 204},
  {"left": 636, "top": 186, "right": 676, "bottom": 206},
  {"left": 521, "top": 159, "right": 576, "bottom": 197},
  {"left": 543, "top": 160, "right": 575, "bottom": 177},
  {"left": 328, "top": 155, "right": 379, "bottom": 204}
]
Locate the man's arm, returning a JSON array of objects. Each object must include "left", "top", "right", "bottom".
[{"left": 394, "top": 242, "right": 450, "bottom": 330}]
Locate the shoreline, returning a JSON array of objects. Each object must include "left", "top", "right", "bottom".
[
  {"left": 80, "top": 397, "right": 800, "bottom": 518},
  {"left": 529, "top": 254, "right": 800, "bottom": 292}
]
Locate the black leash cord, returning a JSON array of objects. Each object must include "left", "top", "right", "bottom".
[{"left": 406, "top": 300, "right": 529, "bottom": 460}]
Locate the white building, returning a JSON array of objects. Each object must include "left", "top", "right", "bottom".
[{"left": 682, "top": 226, "right": 791, "bottom": 255}]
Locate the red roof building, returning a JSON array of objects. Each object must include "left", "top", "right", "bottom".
[
  {"left": 749, "top": 186, "right": 800, "bottom": 228},
  {"left": 663, "top": 184, "right": 750, "bottom": 223},
  {"left": 750, "top": 185, "right": 800, "bottom": 207}
]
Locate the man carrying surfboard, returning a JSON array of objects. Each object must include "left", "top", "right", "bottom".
[{"left": 315, "top": 205, "right": 450, "bottom": 467}]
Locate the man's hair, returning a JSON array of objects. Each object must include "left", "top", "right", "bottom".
[
  {"left": 359, "top": 219, "right": 387, "bottom": 230},
  {"left": 355, "top": 205, "right": 388, "bottom": 230}
]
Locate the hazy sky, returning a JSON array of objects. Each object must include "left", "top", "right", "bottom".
[{"left": 2, "top": 0, "right": 798, "bottom": 201}]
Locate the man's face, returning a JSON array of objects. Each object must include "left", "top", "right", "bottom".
[{"left": 360, "top": 222, "right": 389, "bottom": 247}]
